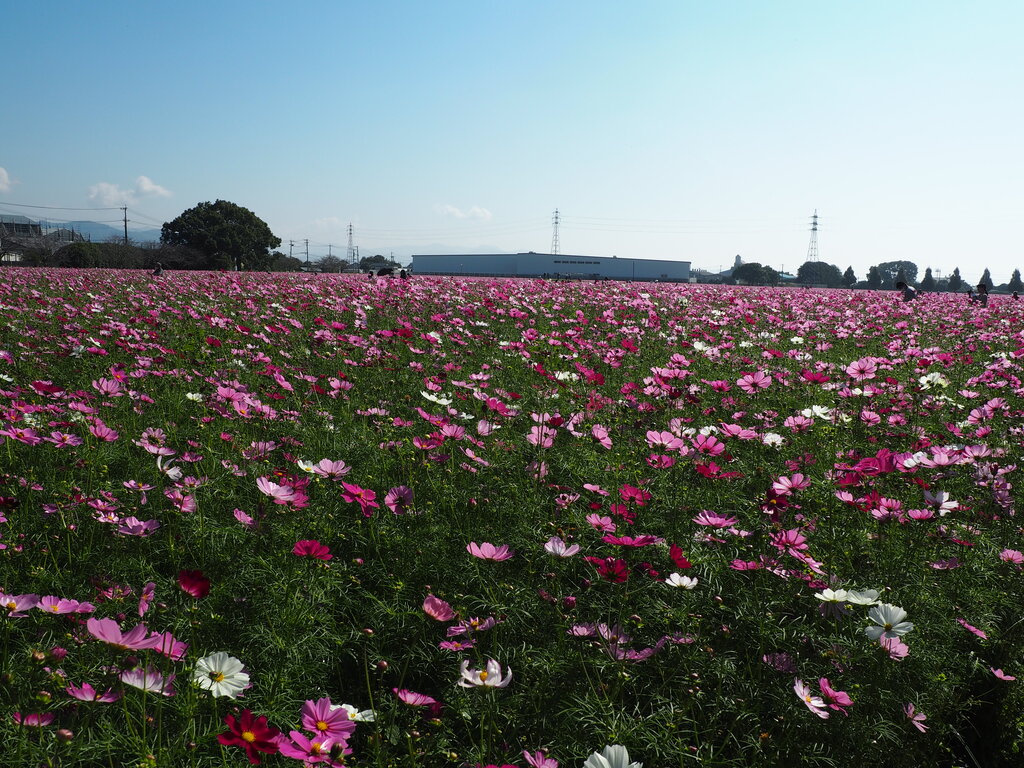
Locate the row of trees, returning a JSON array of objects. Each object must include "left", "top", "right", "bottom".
[
  {"left": 16, "top": 200, "right": 404, "bottom": 273},
  {"left": 735, "top": 259, "right": 1023, "bottom": 292}
]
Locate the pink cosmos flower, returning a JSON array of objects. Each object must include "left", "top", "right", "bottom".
[
  {"left": 591, "top": 424, "right": 612, "bottom": 449},
  {"left": 845, "top": 357, "right": 877, "bottom": 381},
  {"left": 278, "top": 730, "right": 350, "bottom": 763},
  {"left": 793, "top": 678, "right": 829, "bottom": 719},
  {"left": 117, "top": 517, "right": 160, "bottom": 537},
  {"left": 904, "top": 703, "right": 928, "bottom": 732},
  {"left": 384, "top": 485, "right": 414, "bottom": 514},
  {"left": 150, "top": 630, "right": 188, "bottom": 661},
  {"left": 957, "top": 618, "right": 988, "bottom": 639},
  {"left": 37, "top": 596, "right": 82, "bottom": 614},
  {"left": 341, "top": 482, "right": 379, "bottom": 515},
  {"left": 543, "top": 536, "right": 580, "bottom": 557},
  {"left": 737, "top": 370, "right": 771, "bottom": 394},
  {"left": 991, "top": 668, "right": 1016, "bottom": 681},
  {"left": 423, "top": 594, "right": 456, "bottom": 621},
  {"left": 66, "top": 682, "right": 122, "bottom": 703},
  {"left": 300, "top": 697, "right": 357, "bottom": 743},
  {"left": 293, "top": 540, "right": 333, "bottom": 560},
  {"left": 523, "top": 749, "right": 559, "bottom": 768},
  {"left": 880, "top": 636, "right": 910, "bottom": 660},
  {"left": 12, "top": 712, "right": 54, "bottom": 727},
  {"left": 585, "top": 514, "right": 616, "bottom": 533},
  {"left": 818, "top": 678, "right": 853, "bottom": 715},
  {"left": 256, "top": 477, "right": 297, "bottom": 504},
  {"left": 1000, "top": 548, "right": 1024, "bottom": 564},
  {"left": 693, "top": 510, "right": 739, "bottom": 529},
  {"left": 601, "top": 534, "right": 664, "bottom": 547},
  {"left": 86, "top": 617, "right": 162, "bottom": 651},
  {"left": 234, "top": 508, "right": 256, "bottom": 527},
  {"left": 310, "top": 458, "right": 351, "bottom": 479},
  {"left": 1, "top": 592, "right": 40, "bottom": 617},
  {"left": 138, "top": 582, "right": 156, "bottom": 617},
  {"left": 467, "top": 541, "right": 514, "bottom": 561},
  {"left": 392, "top": 687, "right": 440, "bottom": 709},
  {"left": 178, "top": 570, "right": 211, "bottom": 599}
]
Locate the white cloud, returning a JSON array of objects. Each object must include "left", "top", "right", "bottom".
[
  {"left": 0, "top": 167, "right": 12, "bottom": 193},
  {"left": 88, "top": 176, "right": 172, "bottom": 206},
  {"left": 134, "top": 175, "right": 171, "bottom": 198},
  {"left": 436, "top": 204, "right": 492, "bottom": 221}
]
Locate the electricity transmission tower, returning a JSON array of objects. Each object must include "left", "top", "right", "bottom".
[
  {"left": 551, "top": 209, "right": 560, "bottom": 255},
  {"left": 346, "top": 224, "right": 355, "bottom": 262},
  {"left": 806, "top": 210, "right": 819, "bottom": 262}
]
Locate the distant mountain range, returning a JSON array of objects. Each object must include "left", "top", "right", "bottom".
[{"left": 41, "top": 220, "right": 162, "bottom": 243}]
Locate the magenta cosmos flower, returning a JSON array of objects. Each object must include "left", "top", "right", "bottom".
[
  {"left": 467, "top": 541, "right": 514, "bottom": 561},
  {"left": 300, "top": 697, "right": 357, "bottom": 743},
  {"left": 278, "top": 730, "right": 350, "bottom": 764},
  {"left": 66, "top": 682, "right": 121, "bottom": 703},
  {"left": 218, "top": 709, "right": 281, "bottom": 764},
  {"left": 793, "top": 678, "right": 829, "bottom": 719}
]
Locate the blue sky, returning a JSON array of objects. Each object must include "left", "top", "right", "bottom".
[{"left": 3, "top": 1, "right": 1023, "bottom": 281}]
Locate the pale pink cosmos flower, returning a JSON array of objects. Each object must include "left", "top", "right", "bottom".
[
  {"left": 256, "top": 477, "right": 297, "bottom": 504},
  {"left": 393, "top": 688, "right": 440, "bottom": 708},
  {"left": 591, "top": 424, "right": 612, "bottom": 449},
  {"left": 523, "top": 749, "right": 559, "bottom": 768},
  {"left": 880, "top": 636, "right": 910, "bottom": 660},
  {"left": 233, "top": 508, "right": 255, "bottom": 527},
  {"left": 585, "top": 514, "right": 616, "bottom": 533},
  {"left": 793, "top": 678, "right": 829, "bottom": 719},
  {"left": 957, "top": 618, "right": 988, "bottom": 639},
  {"left": 119, "top": 666, "right": 175, "bottom": 696},
  {"left": 1, "top": 592, "right": 40, "bottom": 617},
  {"left": 12, "top": 712, "right": 55, "bottom": 727},
  {"left": 771, "top": 474, "right": 810, "bottom": 496},
  {"left": 991, "top": 668, "right": 1016, "bottom": 681},
  {"left": 138, "top": 582, "right": 156, "bottom": 617},
  {"left": 737, "top": 370, "right": 772, "bottom": 394},
  {"left": 692, "top": 510, "right": 738, "bottom": 529},
  {"left": 117, "top": 517, "right": 160, "bottom": 537},
  {"left": 999, "top": 548, "right": 1024, "bottom": 564},
  {"left": 905, "top": 703, "right": 928, "bottom": 732},
  {"left": 86, "top": 617, "right": 162, "bottom": 651},
  {"left": 845, "top": 357, "right": 877, "bottom": 381},
  {"left": 310, "top": 458, "right": 351, "bottom": 479},
  {"left": 467, "top": 541, "right": 514, "bottom": 561},
  {"left": 37, "top": 596, "right": 82, "bottom": 615},
  {"left": 543, "top": 536, "right": 580, "bottom": 558},
  {"left": 423, "top": 594, "right": 455, "bottom": 621}
]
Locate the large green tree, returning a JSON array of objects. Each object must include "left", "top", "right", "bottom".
[
  {"left": 797, "top": 260, "right": 844, "bottom": 287},
  {"left": 842, "top": 266, "right": 857, "bottom": 287},
  {"left": 979, "top": 268, "right": 994, "bottom": 291},
  {"left": 874, "top": 260, "right": 919, "bottom": 288},
  {"left": 1007, "top": 269, "right": 1023, "bottom": 293},
  {"left": 947, "top": 267, "right": 963, "bottom": 292},
  {"left": 733, "top": 262, "right": 778, "bottom": 286},
  {"left": 161, "top": 200, "right": 281, "bottom": 271},
  {"left": 920, "top": 267, "right": 936, "bottom": 291},
  {"left": 866, "top": 266, "right": 882, "bottom": 290}
]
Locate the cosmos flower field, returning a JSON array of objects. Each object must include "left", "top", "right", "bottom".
[{"left": 1, "top": 267, "right": 1023, "bottom": 767}]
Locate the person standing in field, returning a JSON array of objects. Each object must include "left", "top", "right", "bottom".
[
  {"left": 895, "top": 281, "right": 917, "bottom": 302},
  {"left": 974, "top": 283, "right": 989, "bottom": 307}
]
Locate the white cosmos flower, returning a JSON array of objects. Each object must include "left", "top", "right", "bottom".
[
  {"left": 665, "top": 573, "right": 698, "bottom": 589},
  {"left": 458, "top": 658, "right": 512, "bottom": 688},
  {"left": 192, "top": 652, "right": 250, "bottom": 698},
  {"left": 865, "top": 603, "right": 913, "bottom": 641},
  {"left": 332, "top": 703, "right": 376, "bottom": 722},
  {"left": 814, "top": 588, "right": 848, "bottom": 604},
  {"left": 583, "top": 744, "right": 643, "bottom": 768},
  {"left": 185, "top": 392, "right": 204, "bottom": 402},
  {"left": 420, "top": 391, "right": 453, "bottom": 406},
  {"left": 844, "top": 589, "right": 880, "bottom": 606}
]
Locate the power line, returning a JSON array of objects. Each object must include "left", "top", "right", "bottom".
[{"left": 0, "top": 201, "right": 123, "bottom": 211}]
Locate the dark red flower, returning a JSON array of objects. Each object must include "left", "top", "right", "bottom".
[
  {"left": 217, "top": 709, "right": 280, "bottom": 764},
  {"left": 177, "top": 570, "right": 210, "bottom": 599},
  {"left": 292, "top": 540, "right": 332, "bottom": 560}
]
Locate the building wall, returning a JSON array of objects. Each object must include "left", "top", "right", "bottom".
[{"left": 412, "top": 253, "right": 689, "bottom": 281}]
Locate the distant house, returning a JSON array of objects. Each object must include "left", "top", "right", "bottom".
[{"left": 1, "top": 215, "right": 85, "bottom": 262}]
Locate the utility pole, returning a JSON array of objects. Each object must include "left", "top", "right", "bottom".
[
  {"left": 346, "top": 224, "right": 355, "bottom": 261},
  {"left": 289, "top": 240, "right": 294, "bottom": 259},
  {"left": 122, "top": 207, "right": 128, "bottom": 246},
  {"left": 551, "top": 208, "right": 560, "bottom": 255},
  {"left": 304, "top": 239, "right": 309, "bottom": 265}
]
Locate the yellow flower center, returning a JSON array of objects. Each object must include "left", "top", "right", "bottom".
[
  {"left": 884, "top": 623, "right": 893, "bottom": 631},
  {"left": 316, "top": 720, "right": 328, "bottom": 732},
  {"left": 211, "top": 672, "right": 225, "bottom": 683},
  {"left": 242, "top": 731, "right": 256, "bottom": 743},
  {"left": 4, "top": 601, "right": 15, "bottom": 611},
  {"left": 479, "top": 671, "right": 489, "bottom": 682},
  {"left": 50, "top": 605, "right": 61, "bottom": 612},
  {"left": 310, "top": 742, "right": 324, "bottom": 755}
]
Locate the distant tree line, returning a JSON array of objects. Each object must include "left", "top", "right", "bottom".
[
  {"left": 13, "top": 199, "right": 406, "bottom": 274},
  {"left": 727, "top": 258, "right": 1023, "bottom": 292}
]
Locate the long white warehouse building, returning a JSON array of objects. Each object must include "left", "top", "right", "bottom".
[{"left": 411, "top": 252, "right": 690, "bottom": 282}]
